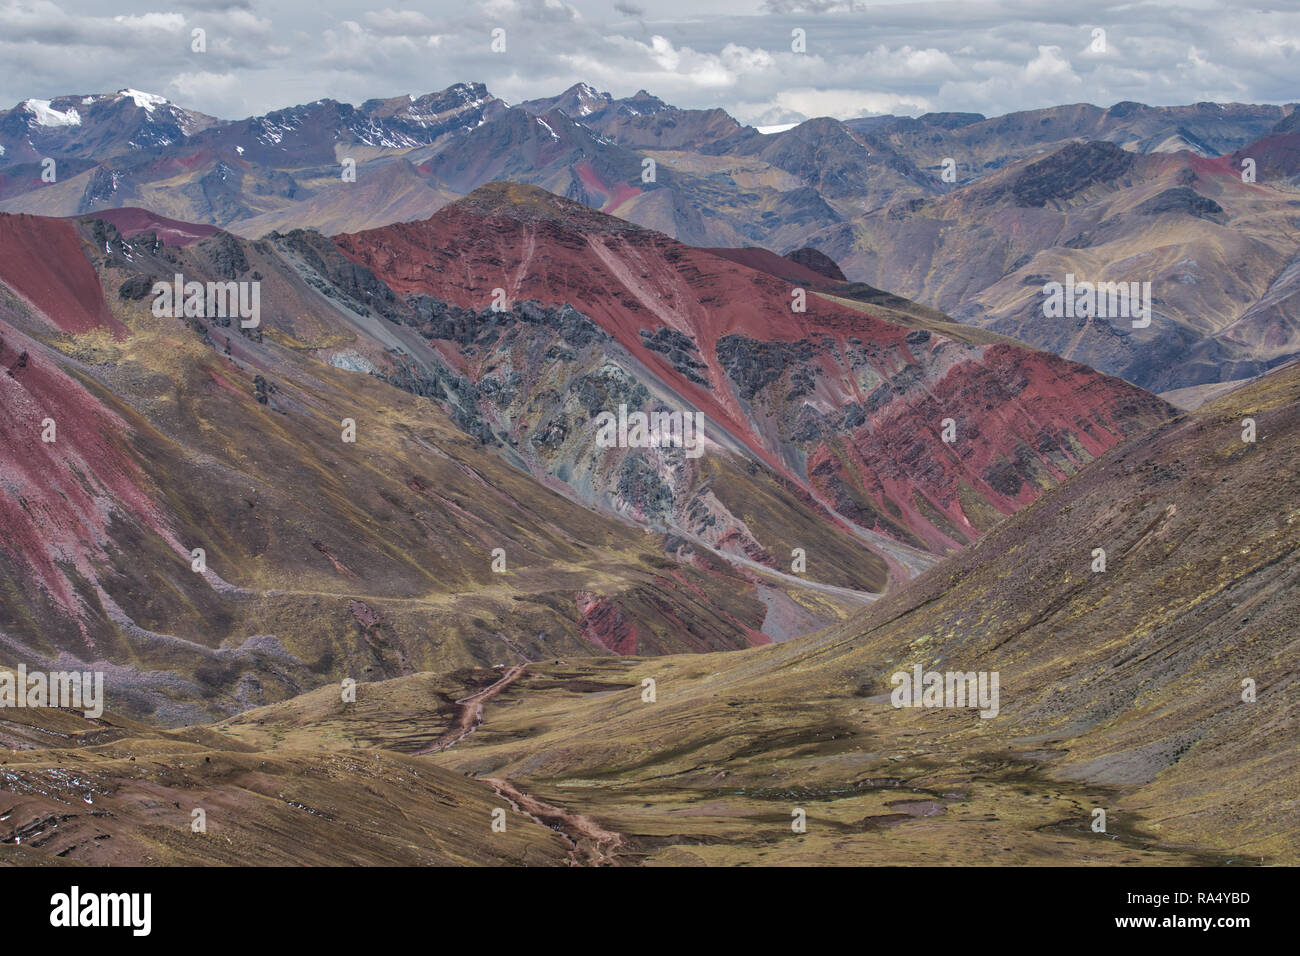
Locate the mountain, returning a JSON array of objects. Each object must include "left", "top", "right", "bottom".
[
  {"left": 807, "top": 140, "right": 1300, "bottom": 394},
  {"left": 227, "top": 158, "right": 458, "bottom": 237},
  {"left": 0, "top": 182, "right": 1170, "bottom": 726},
  {"left": 0, "top": 83, "right": 506, "bottom": 230},
  {"left": 4, "top": 85, "right": 1289, "bottom": 265},
  {"left": 4, "top": 86, "right": 1296, "bottom": 396},
  {"left": 858, "top": 101, "right": 1293, "bottom": 185},
  {"left": 0, "top": 69, "right": 1295, "bottom": 869},
  {"left": 703, "top": 115, "right": 936, "bottom": 216},
  {"left": 6, "top": 359, "right": 1295, "bottom": 865},
  {"left": 409, "top": 358, "right": 1300, "bottom": 865},
  {"left": 0, "top": 89, "right": 222, "bottom": 163},
  {"left": 334, "top": 182, "right": 1171, "bottom": 557},
  {"left": 523, "top": 84, "right": 745, "bottom": 151},
  {"left": 184, "top": 83, "right": 507, "bottom": 167},
  {"left": 1229, "top": 109, "right": 1300, "bottom": 187},
  {"left": 0, "top": 204, "right": 804, "bottom": 725},
  {"left": 520, "top": 82, "right": 614, "bottom": 121}
]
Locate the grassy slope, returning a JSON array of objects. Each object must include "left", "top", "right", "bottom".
[
  {"left": 412, "top": 361, "right": 1300, "bottom": 864},
  {"left": 6, "top": 346, "right": 1292, "bottom": 866},
  {"left": 0, "top": 681, "right": 571, "bottom": 865}
]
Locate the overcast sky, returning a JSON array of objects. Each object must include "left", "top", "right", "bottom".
[{"left": 2, "top": 0, "right": 1296, "bottom": 125}]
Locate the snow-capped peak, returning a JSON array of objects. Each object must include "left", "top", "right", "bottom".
[
  {"left": 22, "top": 99, "right": 82, "bottom": 127},
  {"left": 118, "top": 89, "right": 168, "bottom": 112},
  {"left": 565, "top": 83, "right": 607, "bottom": 116}
]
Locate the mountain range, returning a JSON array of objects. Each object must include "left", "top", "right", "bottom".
[
  {"left": 0, "top": 179, "right": 1175, "bottom": 724},
  {"left": 3, "top": 84, "right": 1298, "bottom": 395},
  {"left": 0, "top": 80, "right": 1297, "bottom": 867}
]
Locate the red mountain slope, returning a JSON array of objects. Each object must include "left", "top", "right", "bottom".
[
  {"left": 0, "top": 314, "right": 178, "bottom": 642},
  {"left": 76, "top": 206, "right": 222, "bottom": 246},
  {"left": 335, "top": 183, "right": 1173, "bottom": 555},
  {"left": 0, "top": 212, "right": 125, "bottom": 335}
]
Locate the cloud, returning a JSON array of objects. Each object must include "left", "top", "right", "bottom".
[
  {"left": 109, "top": 12, "right": 186, "bottom": 33},
  {"left": 167, "top": 70, "right": 243, "bottom": 115},
  {"left": 361, "top": 9, "right": 438, "bottom": 35},
  {"left": 761, "top": 0, "right": 847, "bottom": 12},
  {"left": 0, "top": 0, "right": 1293, "bottom": 124},
  {"left": 172, "top": 0, "right": 251, "bottom": 8},
  {"left": 766, "top": 87, "right": 933, "bottom": 121},
  {"left": 1025, "top": 45, "right": 1078, "bottom": 84}
]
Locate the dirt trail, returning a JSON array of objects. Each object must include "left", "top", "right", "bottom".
[
  {"left": 487, "top": 777, "right": 625, "bottom": 866},
  {"left": 677, "top": 530, "right": 881, "bottom": 604},
  {"left": 416, "top": 664, "right": 630, "bottom": 864},
  {"left": 412, "top": 664, "right": 528, "bottom": 755}
]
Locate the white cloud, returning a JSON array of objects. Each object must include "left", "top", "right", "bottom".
[
  {"left": 168, "top": 70, "right": 241, "bottom": 105},
  {"left": 0, "top": 0, "right": 1294, "bottom": 124},
  {"left": 109, "top": 12, "right": 186, "bottom": 33},
  {"left": 761, "top": 87, "right": 933, "bottom": 122},
  {"left": 1025, "top": 45, "right": 1078, "bottom": 84}
]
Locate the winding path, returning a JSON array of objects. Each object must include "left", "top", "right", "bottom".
[
  {"left": 415, "top": 663, "right": 628, "bottom": 864},
  {"left": 412, "top": 664, "right": 528, "bottom": 756}
]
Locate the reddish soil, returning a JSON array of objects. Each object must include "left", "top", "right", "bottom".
[
  {"left": 0, "top": 213, "right": 126, "bottom": 336},
  {"left": 332, "top": 186, "right": 1168, "bottom": 553},
  {"left": 79, "top": 206, "right": 221, "bottom": 247},
  {"left": 331, "top": 193, "right": 915, "bottom": 483},
  {"left": 699, "top": 246, "right": 835, "bottom": 288},
  {"left": 574, "top": 161, "right": 642, "bottom": 212},
  {"left": 0, "top": 317, "right": 172, "bottom": 627},
  {"left": 574, "top": 591, "right": 641, "bottom": 655}
]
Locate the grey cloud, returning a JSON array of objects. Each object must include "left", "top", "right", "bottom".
[
  {"left": 761, "top": 1, "right": 853, "bottom": 13},
  {"left": 0, "top": 0, "right": 1294, "bottom": 126},
  {"left": 173, "top": 0, "right": 254, "bottom": 9}
]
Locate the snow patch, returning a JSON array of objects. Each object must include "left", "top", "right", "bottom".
[
  {"left": 118, "top": 89, "right": 168, "bottom": 112},
  {"left": 756, "top": 123, "right": 798, "bottom": 135},
  {"left": 23, "top": 99, "right": 82, "bottom": 127},
  {"left": 536, "top": 117, "right": 559, "bottom": 141}
]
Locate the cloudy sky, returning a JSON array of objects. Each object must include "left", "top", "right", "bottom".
[{"left": 1, "top": 0, "right": 1296, "bottom": 124}]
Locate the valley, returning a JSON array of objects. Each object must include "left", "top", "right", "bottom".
[{"left": 0, "top": 74, "right": 1296, "bottom": 870}]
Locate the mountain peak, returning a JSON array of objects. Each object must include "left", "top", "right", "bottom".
[
  {"left": 447, "top": 181, "right": 632, "bottom": 230},
  {"left": 623, "top": 89, "right": 668, "bottom": 111},
  {"left": 560, "top": 81, "right": 604, "bottom": 98},
  {"left": 519, "top": 82, "right": 612, "bottom": 118},
  {"left": 116, "top": 88, "right": 169, "bottom": 112}
]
